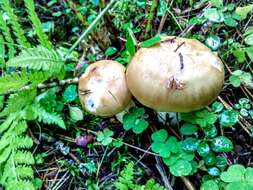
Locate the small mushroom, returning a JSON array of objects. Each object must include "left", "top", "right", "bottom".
[
  {"left": 78, "top": 60, "right": 132, "bottom": 117},
  {"left": 126, "top": 36, "right": 225, "bottom": 112}
]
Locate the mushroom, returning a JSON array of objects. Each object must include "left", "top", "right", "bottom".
[
  {"left": 126, "top": 36, "right": 225, "bottom": 112},
  {"left": 78, "top": 60, "right": 132, "bottom": 117}
]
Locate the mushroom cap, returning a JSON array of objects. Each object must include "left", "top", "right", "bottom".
[
  {"left": 126, "top": 36, "right": 225, "bottom": 112},
  {"left": 78, "top": 60, "right": 132, "bottom": 117}
]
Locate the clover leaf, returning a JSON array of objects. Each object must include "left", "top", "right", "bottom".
[
  {"left": 220, "top": 165, "right": 253, "bottom": 190},
  {"left": 219, "top": 110, "right": 239, "bottom": 127},
  {"left": 211, "top": 136, "right": 233, "bottom": 153},
  {"left": 169, "top": 159, "right": 192, "bottom": 177},
  {"left": 181, "top": 109, "right": 218, "bottom": 128},
  {"left": 151, "top": 129, "right": 179, "bottom": 158},
  {"left": 97, "top": 128, "right": 113, "bottom": 146},
  {"left": 123, "top": 107, "right": 148, "bottom": 134}
]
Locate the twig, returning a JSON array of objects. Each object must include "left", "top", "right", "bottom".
[
  {"left": 155, "top": 156, "right": 174, "bottom": 190},
  {"left": 96, "top": 147, "right": 108, "bottom": 179},
  {"left": 83, "top": 128, "right": 160, "bottom": 156},
  {"left": 180, "top": 176, "right": 196, "bottom": 190},
  {"left": 0, "top": 77, "right": 79, "bottom": 96},
  {"left": 144, "top": 0, "right": 159, "bottom": 39},
  {"left": 65, "top": 0, "right": 117, "bottom": 58}
]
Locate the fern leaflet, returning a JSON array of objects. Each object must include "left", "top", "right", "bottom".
[
  {"left": 0, "top": 11, "right": 16, "bottom": 58},
  {"left": 0, "top": 119, "right": 35, "bottom": 190},
  {"left": 1, "top": 0, "right": 31, "bottom": 48},
  {"left": 24, "top": 0, "right": 52, "bottom": 49},
  {"left": 34, "top": 103, "right": 66, "bottom": 129},
  {"left": 0, "top": 90, "right": 36, "bottom": 118},
  {"left": 7, "top": 46, "right": 65, "bottom": 73}
]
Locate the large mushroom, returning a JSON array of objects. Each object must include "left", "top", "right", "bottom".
[
  {"left": 78, "top": 60, "right": 132, "bottom": 117},
  {"left": 126, "top": 36, "right": 225, "bottom": 112}
]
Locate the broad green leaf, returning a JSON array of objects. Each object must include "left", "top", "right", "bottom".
[
  {"left": 211, "top": 0, "right": 223, "bottom": 8},
  {"left": 112, "top": 138, "right": 123, "bottom": 148},
  {"left": 216, "top": 156, "right": 228, "bottom": 170},
  {"left": 229, "top": 75, "right": 241, "bottom": 87},
  {"left": 140, "top": 35, "right": 161, "bottom": 48},
  {"left": 212, "top": 101, "right": 224, "bottom": 113},
  {"left": 246, "top": 47, "right": 253, "bottom": 61},
  {"left": 236, "top": 5, "right": 253, "bottom": 20},
  {"left": 241, "top": 72, "right": 252, "bottom": 86},
  {"left": 224, "top": 17, "right": 238, "bottom": 27},
  {"left": 226, "top": 182, "right": 253, "bottom": 190},
  {"left": 132, "top": 119, "right": 148, "bottom": 134},
  {"left": 105, "top": 47, "right": 117, "bottom": 57},
  {"left": 245, "top": 167, "right": 253, "bottom": 186},
  {"left": 170, "top": 160, "right": 192, "bottom": 176},
  {"left": 180, "top": 123, "right": 198, "bottom": 135},
  {"left": 151, "top": 142, "right": 171, "bottom": 158},
  {"left": 201, "top": 180, "right": 219, "bottom": 190},
  {"left": 208, "top": 167, "right": 220, "bottom": 176},
  {"left": 211, "top": 136, "right": 233, "bottom": 153},
  {"left": 63, "top": 85, "right": 77, "bottom": 103},
  {"left": 69, "top": 106, "right": 83, "bottom": 121},
  {"left": 97, "top": 128, "right": 113, "bottom": 146},
  {"left": 151, "top": 129, "right": 168, "bottom": 142},
  {"left": 123, "top": 107, "right": 148, "bottom": 134},
  {"left": 205, "top": 35, "right": 221, "bottom": 50},
  {"left": 233, "top": 49, "right": 246, "bottom": 63},
  {"left": 245, "top": 33, "right": 253, "bottom": 46},
  {"left": 220, "top": 165, "right": 245, "bottom": 183},
  {"left": 182, "top": 138, "right": 200, "bottom": 152},
  {"left": 204, "top": 126, "right": 217, "bottom": 138},
  {"left": 204, "top": 152, "right": 217, "bottom": 166},
  {"left": 204, "top": 8, "right": 224, "bottom": 22},
  {"left": 197, "top": 142, "right": 210, "bottom": 157},
  {"left": 219, "top": 110, "right": 239, "bottom": 127}
]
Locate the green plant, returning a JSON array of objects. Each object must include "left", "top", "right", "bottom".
[
  {"left": 229, "top": 70, "right": 252, "bottom": 88},
  {"left": 96, "top": 128, "right": 114, "bottom": 146},
  {"left": 220, "top": 165, "right": 253, "bottom": 190},
  {"left": 123, "top": 107, "right": 148, "bottom": 134},
  {"left": 201, "top": 165, "right": 253, "bottom": 190},
  {"left": 114, "top": 161, "right": 166, "bottom": 190},
  {"left": 0, "top": 0, "right": 67, "bottom": 189}
]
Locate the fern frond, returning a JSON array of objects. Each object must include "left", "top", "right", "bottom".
[
  {"left": 16, "top": 165, "right": 34, "bottom": 179},
  {"left": 36, "top": 106, "right": 66, "bottom": 129},
  {"left": 0, "top": 34, "right": 5, "bottom": 66},
  {"left": 13, "top": 120, "right": 28, "bottom": 135},
  {"left": 144, "top": 179, "right": 166, "bottom": 190},
  {"left": 0, "top": 71, "right": 29, "bottom": 94},
  {"left": 14, "top": 150, "right": 34, "bottom": 165},
  {"left": 24, "top": 0, "right": 52, "bottom": 49},
  {"left": 0, "top": 147, "right": 11, "bottom": 164},
  {"left": 13, "top": 136, "right": 33, "bottom": 150},
  {"left": 115, "top": 162, "right": 135, "bottom": 190},
  {"left": 0, "top": 90, "right": 36, "bottom": 117},
  {"left": 7, "top": 46, "right": 64, "bottom": 73},
  {"left": 6, "top": 180, "right": 35, "bottom": 190},
  {"left": 0, "top": 120, "right": 35, "bottom": 190},
  {"left": 0, "top": 11, "right": 16, "bottom": 58},
  {"left": 1, "top": 0, "right": 31, "bottom": 48},
  {"left": 0, "top": 70, "right": 50, "bottom": 94},
  {"left": 0, "top": 114, "right": 16, "bottom": 133}
]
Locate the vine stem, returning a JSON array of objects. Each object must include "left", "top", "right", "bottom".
[
  {"left": 64, "top": 0, "right": 117, "bottom": 59},
  {"left": 144, "top": 0, "right": 159, "bottom": 39}
]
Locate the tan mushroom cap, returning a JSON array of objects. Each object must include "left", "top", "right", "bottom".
[
  {"left": 78, "top": 60, "right": 132, "bottom": 117},
  {"left": 126, "top": 36, "right": 225, "bottom": 112}
]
